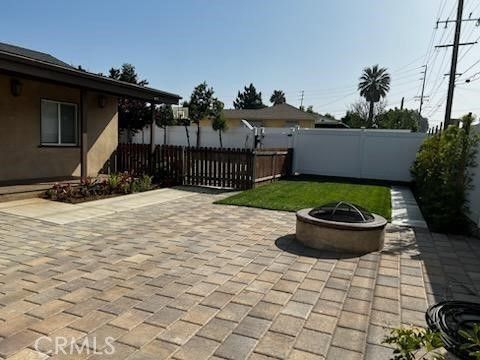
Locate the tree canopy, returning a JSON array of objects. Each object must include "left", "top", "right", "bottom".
[
  {"left": 341, "top": 100, "right": 386, "bottom": 128},
  {"left": 233, "top": 83, "right": 266, "bottom": 109},
  {"left": 155, "top": 105, "right": 175, "bottom": 129},
  {"left": 211, "top": 99, "right": 227, "bottom": 148},
  {"left": 341, "top": 101, "right": 429, "bottom": 132},
  {"left": 187, "top": 82, "right": 219, "bottom": 147},
  {"left": 270, "top": 90, "right": 286, "bottom": 105},
  {"left": 109, "top": 64, "right": 148, "bottom": 86},
  {"left": 109, "top": 64, "right": 150, "bottom": 136},
  {"left": 358, "top": 65, "right": 391, "bottom": 127},
  {"left": 376, "top": 108, "right": 428, "bottom": 132},
  {"left": 189, "top": 82, "right": 215, "bottom": 123}
]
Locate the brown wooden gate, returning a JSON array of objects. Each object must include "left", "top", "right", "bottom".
[
  {"left": 104, "top": 144, "right": 292, "bottom": 190},
  {"left": 183, "top": 147, "right": 253, "bottom": 190}
]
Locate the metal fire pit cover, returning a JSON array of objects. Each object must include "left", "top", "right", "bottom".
[{"left": 308, "top": 201, "right": 375, "bottom": 224}]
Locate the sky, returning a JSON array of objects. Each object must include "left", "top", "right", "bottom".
[{"left": 1, "top": 0, "right": 480, "bottom": 128}]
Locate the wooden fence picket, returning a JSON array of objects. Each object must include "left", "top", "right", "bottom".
[{"left": 110, "top": 144, "right": 292, "bottom": 190}]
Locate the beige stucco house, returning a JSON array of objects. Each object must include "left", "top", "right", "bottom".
[
  {"left": 199, "top": 103, "right": 317, "bottom": 128},
  {"left": 0, "top": 42, "right": 180, "bottom": 183}
]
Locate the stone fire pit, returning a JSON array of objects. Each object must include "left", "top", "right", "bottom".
[{"left": 296, "top": 201, "right": 387, "bottom": 254}]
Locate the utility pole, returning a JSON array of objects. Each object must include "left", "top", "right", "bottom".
[
  {"left": 444, "top": 0, "right": 463, "bottom": 127},
  {"left": 400, "top": 97, "right": 404, "bottom": 110},
  {"left": 299, "top": 90, "right": 304, "bottom": 109},
  {"left": 415, "top": 64, "right": 428, "bottom": 115},
  {"left": 435, "top": 0, "right": 479, "bottom": 127}
]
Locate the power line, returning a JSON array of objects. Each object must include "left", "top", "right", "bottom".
[
  {"left": 423, "top": 25, "right": 455, "bottom": 95},
  {"left": 435, "top": 0, "right": 480, "bottom": 126},
  {"left": 423, "top": 0, "right": 449, "bottom": 66},
  {"left": 459, "top": 58, "right": 480, "bottom": 76},
  {"left": 425, "top": 47, "right": 449, "bottom": 101},
  {"left": 423, "top": 1, "right": 459, "bottom": 99},
  {"left": 317, "top": 91, "right": 358, "bottom": 108},
  {"left": 461, "top": 69, "right": 480, "bottom": 82}
]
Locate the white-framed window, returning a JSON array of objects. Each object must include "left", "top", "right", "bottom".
[{"left": 41, "top": 99, "right": 78, "bottom": 146}]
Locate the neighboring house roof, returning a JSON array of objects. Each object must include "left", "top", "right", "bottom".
[
  {"left": 313, "top": 114, "right": 349, "bottom": 128},
  {"left": 315, "top": 114, "right": 338, "bottom": 124},
  {"left": 0, "top": 41, "right": 181, "bottom": 103},
  {"left": 224, "top": 103, "right": 316, "bottom": 121},
  {"left": 315, "top": 122, "right": 350, "bottom": 128}
]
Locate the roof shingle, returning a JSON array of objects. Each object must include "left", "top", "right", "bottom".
[{"left": 0, "top": 42, "right": 74, "bottom": 68}]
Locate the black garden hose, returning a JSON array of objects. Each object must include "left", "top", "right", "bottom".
[{"left": 426, "top": 301, "right": 480, "bottom": 359}]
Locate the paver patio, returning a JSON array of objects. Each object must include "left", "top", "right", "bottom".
[{"left": 0, "top": 188, "right": 479, "bottom": 359}]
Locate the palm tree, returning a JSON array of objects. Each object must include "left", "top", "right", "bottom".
[
  {"left": 270, "top": 90, "right": 286, "bottom": 105},
  {"left": 358, "top": 65, "right": 391, "bottom": 127}
]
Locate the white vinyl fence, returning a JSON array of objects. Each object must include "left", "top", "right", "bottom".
[
  {"left": 259, "top": 127, "right": 296, "bottom": 148},
  {"left": 292, "top": 128, "right": 426, "bottom": 182},
  {"left": 131, "top": 125, "right": 254, "bottom": 148},
  {"left": 130, "top": 125, "right": 297, "bottom": 149},
  {"left": 130, "top": 126, "right": 426, "bottom": 182}
]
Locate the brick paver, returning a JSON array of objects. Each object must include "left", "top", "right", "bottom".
[{"left": 0, "top": 189, "right": 479, "bottom": 359}]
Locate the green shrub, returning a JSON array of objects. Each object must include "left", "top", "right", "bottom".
[
  {"left": 46, "top": 183, "right": 75, "bottom": 202},
  {"left": 383, "top": 326, "right": 444, "bottom": 360},
  {"left": 411, "top": 114, "right": 479, "bottom": 233},
  {"left": 106, "top": 173, "right": 122, "bottom": 191},
  {"left": 384, "top": 324, "right": 480, "bottom": 360},
  {"left": 459, "top": 323, "right": 480, "bottom": 359},
  {"left": 45, "top": 172, "right": 154, "bottom": 203},
  {"left": 131, "top": 175, "right": 152, "bottom": 193}
]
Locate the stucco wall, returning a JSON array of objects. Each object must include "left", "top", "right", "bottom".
[
  {"left": 84, "top": 91, "right": 118, "bottom": 177},
  {"left": 199, "top": 117, "right": 314, "bottom": 128},
  {"left": 0, "top": 74, "right": 118, "bottom": 182}
]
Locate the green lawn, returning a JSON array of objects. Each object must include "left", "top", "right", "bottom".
[{"left": 216, "top": 179, "right": 392, "bottom": 220}]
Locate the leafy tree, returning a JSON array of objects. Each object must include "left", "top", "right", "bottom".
[
  {"left": 351, "top": 99, "right": 386, "bottom": 122},
  {"left": 376, "top": 108, "right": 429, "bottom": 132},
  {"left": 341, "top": 100, "right": 386, "bottom": 128},
  {"left": 109, "top": 64, "right": 150, "bottom": 141},
  {"left": 299, "top": 105, "right": 316, "bottom": 114},
  {"left": 177, "top": 100, "right": 192, "bottom": 147},
  {"left": 358, "top": 65, "right": 391, "bottom": 127},
  {"left": 210, "top": 99, "right": 227, "bottom": 148},
  {"left": 411, "top": 113, "right": 480, "bottom": 232},
  {"left": 110, "top": 64, "right": 148, "bottom": 86},
  {"left": 188, "top": 82, "right": 215, "bottom": 147},
  {"left": 324, "top": 113, "right": 336, "bottom": 120},
  {"left": 341, "top": 111, "right": 366, "bottom": 128},
  {"left": 233, "top": 83, "right": 266, "bottom": 109},
  {"left": 270, "top": 90, "right": 286, "bottom": 105},
  {"left": 109, "top": 67, "right": 120, "bottom": 80},
  {"left": 155, "top": 105, "right": 176, "bottom": 144}
]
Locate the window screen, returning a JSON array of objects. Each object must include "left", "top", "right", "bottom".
[{"left": 41, "top": 100, "right": 77, "bottom": 145}]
